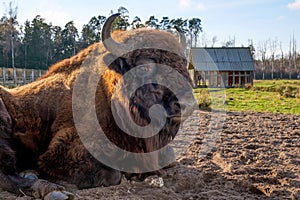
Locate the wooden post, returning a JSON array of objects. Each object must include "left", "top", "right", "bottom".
[
  {"left": 31, "top": 69, "right": 34, "bottom": 81},
  {"left": 23, "top": 69, "right": 26, "bottom": 84},
  {"left": 233, "top": 72, "right": 235, "bottom": 86},
  {"left": 209, "top": 72, "right": 212, "bottom": 87},
  {"left": 213, "top": 71, "right": 217, "bottom": 87},
  {"left": 222, "top": 72, "right": 228, "bottom": 87}
]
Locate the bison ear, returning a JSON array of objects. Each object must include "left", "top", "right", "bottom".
[{"left": 103, "top": 54, "right": 130, "bottom": 75}]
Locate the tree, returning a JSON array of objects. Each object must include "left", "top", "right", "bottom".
[
  {"left": 187, "top": 18, "right": 202, "bottom": 47},
  {"left": 0, "top": 16, "right": 11, "bottom": 68},
  {"left": 171, "top": 18, "right": 188, "bottom": 33},
  {"left": 200, "top": 32, "right": 208, "bottom": 47},
  {"left": 0, "top": 1, "right": 19, "bottom": 82},
  {"left": 269, "top": 38, "right": 278, "bottom": 79},
  {"left": 62, "top": 21, "right": 79, "bottom": 57},
  {"left": 81, "top": 15, "right": 106, "bottom": 48},
  {"left": 291, "top": 34, "right": 297, "bottom": 75},
  {"left": 22, "top": 15, "right": 53, "bottom": 69},
  {"left": 51, "top": 25, "right": 63, "bottom": 63},
  {"left": 131, "top": 16, "right": 144, "bottom": 29},
  {"left": 279, "top": 42, "right": 284, "bottom": 79},
  {"left": 211, "top": 36, "right": 217, "bottom": 47},
  {"left": 19, "top": 20, "right": 31, "bottom": 69},
  {"left": 81, "top": 23, "right": 95, "bottom": 47},
  {"left": 296, "top": 54, "right": 300, "bottom": 76},
  {"left": 223, "top": 36, "right": 236, "bottom": 47},
  {"left": 7, "top": 2, "right": 18, "bottom": 76},
  {"left": 257, "top": 40, "right": 268, "bottom": 79},
  {"left": 145, "top": 16, "right": 159, "bottom": 29},
  {"left": 160, "top": 17, "right": 172, "bottom": 31},
  {"left": 90, "top": 15, "right": 106, "bottom": 40},
  {"left": 288, "top": 35, "right": 297, "bottom": 79},
  {"left": 248, "top": 39, "right": 255, "bottom": 57},
  {"left": 112, "top": 7, "right": 130, "bottom": 30}
]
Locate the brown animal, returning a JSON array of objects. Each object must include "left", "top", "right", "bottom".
[{"left": 0, "top": 14, "right": 194, "bottom": 199}]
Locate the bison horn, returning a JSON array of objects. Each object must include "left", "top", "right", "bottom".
[
  {"left": 174, "top": 26, "right": 187, "bottom": 50},
  {"left": 101, "top": 13, "right": 129, "bottom": 56}
]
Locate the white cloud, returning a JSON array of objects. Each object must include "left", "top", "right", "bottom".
[
  {"left": 287, "top": 0, "right": 300, "bottom": 10},
  {"left": 179, "top": 0, "right": 192, "bottom": 8}
]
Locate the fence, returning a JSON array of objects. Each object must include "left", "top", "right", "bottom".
[{"left": 0, "top": 67, "right": 47, "bottom": 86}]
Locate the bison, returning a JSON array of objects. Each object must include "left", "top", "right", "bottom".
[{"left": 0, "top": 14, "right": 195, "bottom": 199}]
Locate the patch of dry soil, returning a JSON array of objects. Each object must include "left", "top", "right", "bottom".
[{"left": 1, "top": 111, "right": 299, "bottom": 200}]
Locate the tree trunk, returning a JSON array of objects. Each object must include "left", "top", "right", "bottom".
[{"left": 11, "top": 35, "right": 16, "bottom": 84}]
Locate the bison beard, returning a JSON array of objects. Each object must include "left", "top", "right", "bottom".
[{"left": 0, "top": 14, "right": 194, "bottom": 199}]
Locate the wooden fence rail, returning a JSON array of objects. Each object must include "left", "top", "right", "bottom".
[{"left": 0, "top": 67, "right": 47, "bottom": 86}]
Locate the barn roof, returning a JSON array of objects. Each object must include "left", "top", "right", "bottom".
[{"left": 188, "top": 47, "right": 255, "bottom": 71}]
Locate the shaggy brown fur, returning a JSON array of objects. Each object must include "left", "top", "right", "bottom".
[{"left": 0, "top": 28, "right": 193, "bottom": 197}]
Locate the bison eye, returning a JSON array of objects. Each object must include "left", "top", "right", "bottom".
[{"left": 135, "top": 58, "right": 157, "bottom": 77}]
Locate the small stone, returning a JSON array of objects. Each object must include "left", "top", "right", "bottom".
[
  {"left": 19, "top": 170, "right": 39, "bottom": 180},
  {"left": 44, "top": 191, "right": 74, "bottom": 200},
  {"left": 145, "top": 176, "right": 164, "bottom": 188}
]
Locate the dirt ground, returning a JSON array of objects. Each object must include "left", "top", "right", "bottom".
[{"left": 1, "top": 110, "right": 299, "bottom": 200}]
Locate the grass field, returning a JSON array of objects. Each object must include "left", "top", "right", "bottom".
[{"left": 194, "top": 80, "right": 300, "bottom": 115}]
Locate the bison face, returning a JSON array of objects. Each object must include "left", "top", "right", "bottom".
[
  {"left": 99, "top": 14, "right": 195, "bottom": 154},
  {"left": 76, "top": 14, "right": 196, "bottom": 174},
  {"left": 102, "top": 52, "right": 195, "bottom": 173},
  {"left": 105, "top": 57, "right": 195, "bottom": 180}
]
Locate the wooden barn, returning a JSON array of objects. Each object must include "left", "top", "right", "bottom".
[{"left": 187, "top": 47, "right": 255, "bottom": 88}]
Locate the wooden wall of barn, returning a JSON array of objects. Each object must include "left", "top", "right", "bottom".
[{"left": 193, "top": 70, "right": 254, "bottom": 88}]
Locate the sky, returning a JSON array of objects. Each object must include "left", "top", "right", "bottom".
[{"left": 1, "top": 0, "right": 300, "bottom": 54}]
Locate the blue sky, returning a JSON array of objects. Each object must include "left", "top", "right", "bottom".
[{"left": 1, "top": 0, "right": 300, "bottom": 53}]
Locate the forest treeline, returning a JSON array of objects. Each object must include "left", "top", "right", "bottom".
[
  {"left": 0, "top": 3, "right": 299, "bottom": 78},
  {"left": 0, "top": 5, "right": 202, "bottom": 70}
]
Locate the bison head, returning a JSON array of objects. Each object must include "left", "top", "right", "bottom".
[{"left": 73, "top": 14, "right": 196, "bottom": 174}]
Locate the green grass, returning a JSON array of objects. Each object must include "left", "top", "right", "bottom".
[
  {"left": 254, "top": 79, "right": 300, "bottom": 87},
  {"left": 194, "top": 80, "right": 300, "bottom": 115},
  {"left": 252, "top": 80, "right": 300, "bottom": 97}
]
